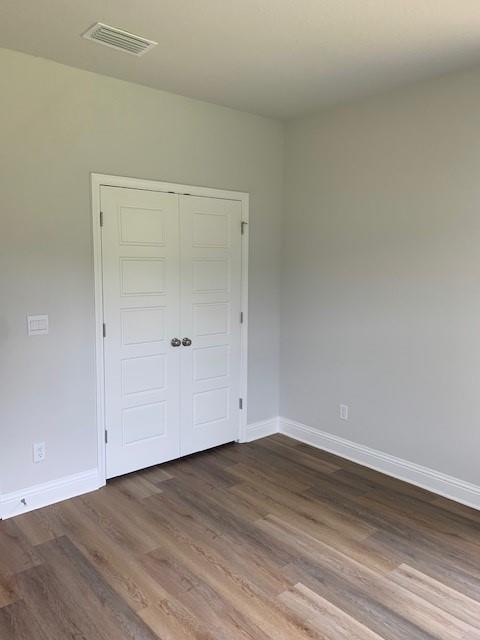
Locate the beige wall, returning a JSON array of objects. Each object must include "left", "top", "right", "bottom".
[
  {"left": 281, "top": 68, "right": 480, "bottom": 484},
  {"left": 0, "top": 48, "right": 284, "bottom": 494}
]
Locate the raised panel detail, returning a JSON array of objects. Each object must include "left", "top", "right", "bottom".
[
  {"left": 193, "top": 388, "right": 229, "bottom": 426},
  {"left": 192, "top": 212, "right": 229, "bottom": 248},
  {"left": 121, "top": 307, "right": 165, "bottom": 344},
  {"left": 122, "top": 354, "right": 166, "bottom": 395},
  {"left": 121, "top": 259, "right": 165, "bottom": 295},
  {"left": 120, "top": 207, "right": 165, "bottom": 245},
  {"left": 123, "top": 402, "right": 166, "bottom": 444},
  {"left": 193, "top": 303, "right": 229, "bottom": 336},
  {"left": 193, "top": 345, "right": 230, "bottom": 381},
  {"left": 192, "top": 259, "right": 229, "bottom": 293}
]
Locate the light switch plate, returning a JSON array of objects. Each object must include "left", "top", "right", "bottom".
[{"left": 27, "top": 314, "right": 49, "bottom": 336}]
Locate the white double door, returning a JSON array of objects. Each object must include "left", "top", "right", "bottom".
[{"left": 101, "top": 186, "right": 242, "bottom": 479}]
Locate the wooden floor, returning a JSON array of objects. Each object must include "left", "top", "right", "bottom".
[{"left": 1, "top": 435, "right": 480, "bottom": 639}]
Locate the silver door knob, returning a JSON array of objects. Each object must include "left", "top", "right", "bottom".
[
  {"left": 171, "top": 338, "right": 181, "bottom": 347},
  {"left": 182, "top": 337, "right": 192, "bottom": 346}
]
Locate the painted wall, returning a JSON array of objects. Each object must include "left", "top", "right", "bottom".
[
  {"left": 281, "top": 68, "right": 480, "bottom": 484},
  {"left": 3, "top": 44, "right": 480, "bottom": 500},
  {"left": 0, "top": 48, "right": 283, "bottom": 494}
]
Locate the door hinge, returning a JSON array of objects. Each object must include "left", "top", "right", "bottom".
[
  {"left": 241, "top": 221, "right": 248, "bottom": 235},
  {"left": 104, "top": 430, "right": 108, "bottom": 444},
  {"left": 100, "top": 211, "right": 104, "bottom": 227},
  {"left": 239, "top": 398, "right": 243, "bottom": 410},
  {"left": 102, "top": 323, "right": 106, "bottom": 338},
  {"left": 240, "top": 311, "right": 243, "bottom": 324}
]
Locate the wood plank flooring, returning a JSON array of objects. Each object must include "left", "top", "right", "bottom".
[{"left": 1, "top": 434, "right": 480, "bottom": 639}]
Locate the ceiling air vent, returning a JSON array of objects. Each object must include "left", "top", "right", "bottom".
[{"left": 82, "top": 23, "right": 157, "bottom": 56}]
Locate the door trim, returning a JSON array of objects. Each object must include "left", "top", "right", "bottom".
[{"left": 91, "top": 173, "right": 249, "bottom": 486}]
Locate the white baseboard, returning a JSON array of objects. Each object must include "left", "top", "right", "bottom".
[
  {"left": 244, "top": 417, "right": 279, "bottom": 442},
  {"left": 4, "top": 418, "right": 478, "bottom": 518},
  {"left": 279, "top": 417, "right": 480, "bottom": 511},
  {"left": 0, "top": 468, "right": 101, "bottom": 520}
]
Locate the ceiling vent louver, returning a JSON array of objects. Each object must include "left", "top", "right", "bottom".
[{"left": 82, "top": 23, "right": 157, "bottom": 56}]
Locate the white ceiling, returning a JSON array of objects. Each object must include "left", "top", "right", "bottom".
[{"left": 1, "top": 1, "right": 480, "bottom": 119}]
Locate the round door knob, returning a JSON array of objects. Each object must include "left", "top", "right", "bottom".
[
  {"left": 182, "top": 337, "right": 192, "bottom": 346},
  {"left": 171, "top": 338, "right": 181, "bottom": 347}
]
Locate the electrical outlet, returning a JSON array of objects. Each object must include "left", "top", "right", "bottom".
[
  {"left": 33, "top": 442, "right": 46, "bottom": 463},
  {"left": 339, "top": 404, "right": 349, "bottom": 421}
]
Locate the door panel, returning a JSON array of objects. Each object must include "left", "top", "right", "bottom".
[
  {"left": 101, "top": 186, "right": 180, "bottom": 478},
  {"left": 179, "top": 195, "right": 242, "bottom": 456},
  {"left": 101, "top": 187, "right": 243, "bottom": 477}
]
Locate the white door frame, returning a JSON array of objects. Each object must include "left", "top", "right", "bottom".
[{"left": 91, "top": 173, "right": 249, "bottom": 486}]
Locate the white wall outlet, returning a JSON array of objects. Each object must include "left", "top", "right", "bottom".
[
  {"left": 27, "top": 314, "right": 49, "bottom": 336},
  {"left": 33, "top": 442, "right": 46, "bottom": 463},
  {"left": 339, "top": 404, "right": 349, "bottom": 421}
]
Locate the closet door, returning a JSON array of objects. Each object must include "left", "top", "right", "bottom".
[
  {"left": 179, "top": 195, "right": 242, "bottom": 455},
  {"left": 101, "top": 186, "right": 181, "bottom": 478}
]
